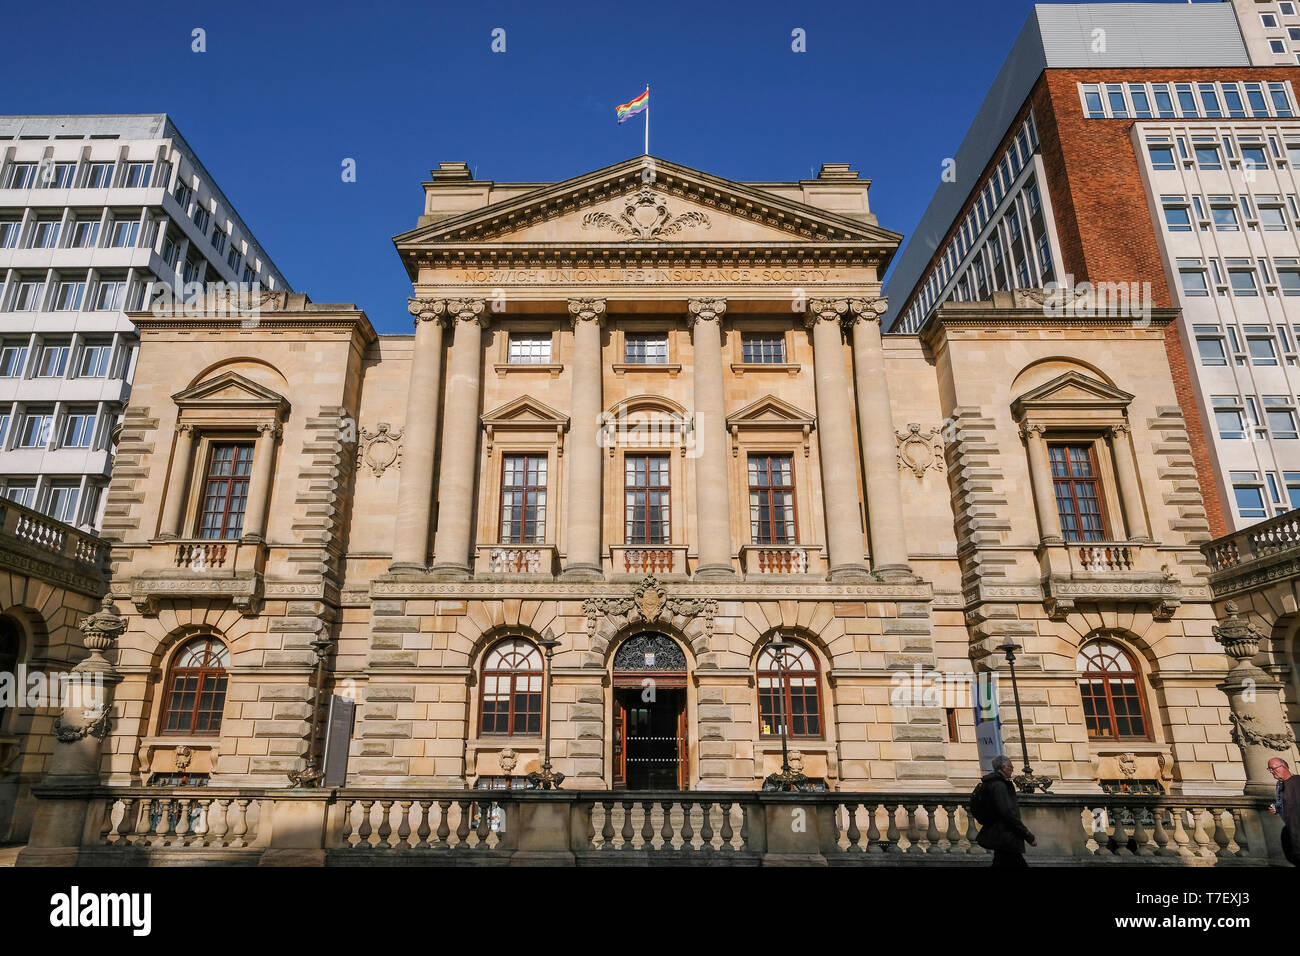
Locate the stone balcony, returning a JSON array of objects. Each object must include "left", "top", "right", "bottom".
[
  {"left": 1202, "top": 508, "right": 1300, "bottom": 600},
  {"left": 129, "top": 537, "right": 265, "bottom": 616},
  {"left": 609, "top": 545, "right": 688, "bottom": 578},
  {"left": 474, "top": 544, "right": 561, "bottom": 578},
  {"left": 1037, "top": 540, "right": 1180, "bottom": 621},
  {"left": 0, "top": 498, "right": 108, "bottom": 598},
  {"left": 738, "top": 545, "right": 826, "bottom": 580}
]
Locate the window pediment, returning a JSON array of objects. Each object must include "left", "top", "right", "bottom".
[
  {"left": 727, "top": 395, "right": 815, "bottom": 457},
  {"left": 172, "top": 371, "right": 290, "bottom": 421},
  {"left": 1011, "top": 371, "right": 1133, "bottom": 426},
  {"left": 481, "top": 396, "right": 571, "bottom": 431}
]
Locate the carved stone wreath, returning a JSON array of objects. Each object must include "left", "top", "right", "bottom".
[
  {"left": 581, "top": 188, "right": 712, "bottom": 241},
  {"left": 358, "top": 422, "right": 403, "bottom": 477},
  {"left": 1229, "top": 712, "right": 1297, "bottom": 752},
  {"left": 896, "top": 423, "right": 944, "bottom": 479},
  {"left": 582, "top": 575, "right": 717, "bottom": 638},
  {"left": 53, "top": 706, "right": 112, "bottom": 742}
]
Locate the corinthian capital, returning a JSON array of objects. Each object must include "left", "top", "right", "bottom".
[
  {"left": 407, "top": 297, "right": 448, "bottom": 326},
  {"left": 567, "top": 297, "right": 607, "bottom": 326},
  {"left": 804, "top": 298, "right": 849, "bottom": 328},
  {"left": 447, "top": 298, "right": 489, "bottom": 327},
  {"left": 848, "top": 296, "right": 889, "bottom": 323},
  {"left": 687, "top": 298, "right": 727, "bottom": 324}
]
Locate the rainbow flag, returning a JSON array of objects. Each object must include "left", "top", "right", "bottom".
[{"left": 616, "top": 88, "right": 649, "bottom": 124}]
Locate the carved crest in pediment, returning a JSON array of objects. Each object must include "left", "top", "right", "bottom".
[{"left": 581, "top": 188, "right": 712, "bottom": 240}]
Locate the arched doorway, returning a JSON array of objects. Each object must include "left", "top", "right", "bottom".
[
  {"left": 0, "top": 614, "right": 25, "bottom": 841},
  {"left": 612, "top": 632, "right": 688, "bottom": 790}
]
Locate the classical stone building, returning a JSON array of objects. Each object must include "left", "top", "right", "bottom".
[{"left": 46, "top": 151, "right": 1270, "bottom": 815}]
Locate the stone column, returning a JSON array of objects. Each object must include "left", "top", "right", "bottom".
[
  {"left": 805, "top": 299, "right": 869, "bottom": 582},
  {"left": 562, "top": 298, "right": 605, "bottom": 580},
  {"left": 390, "top": 297, "right": 448, "bottom": 572},
  {"left": 1021, "top": 423, "right": 1063, "bottom": 543},
  {"left": 158, "top": 423, "right": 196, "bottom": 538},
  {"left": 688, "top": 298, "right": 735, "bottom": 580},
  {"left": 847, "top": 297, "right": 911, "bottom": 580},
  {"left": 240, "top": 422, "right": 282, "bottom": 543},
  {"left": 1108, "top": 423, "right": 1151, "bottom": 542},
  {"left": 1214, "top": 603, "right": 1299, "bottom": 796},
  {"left": 431, "top": 298, "right": 488, "bottom": 579}
]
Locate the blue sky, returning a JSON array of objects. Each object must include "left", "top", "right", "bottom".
[{"left": 7, "top": 0, "right": 1208, "bottom": 333}]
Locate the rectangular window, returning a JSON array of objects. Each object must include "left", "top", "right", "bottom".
[
  {"left": 45, "top": 483, "right": 79, "bottom": 525},
  {"left": 13, "top": 281, "right": 44, "bottom": 311},
  {"left": 748, "top": 454, "right": 796, "bottom": 545},
  {"left": 499, "top": 454, "right": 547, "bottom": 544},
  {"left": 624, "top": 454, "right": 670, "bottom": 545},
  {"left": 1280, "top": 266, "right": 1300, "bottom": 294},
  {"left": 85, "top": 162, "right": 113, "bottom": 188},
  {"left": 1286, "top": 472, "right": 1300, "bottom": 511},
  {"left": 121, "top": 162, "right": 151, "bottom": 188},
  {"left": 4, "top": 483, "right": 34, "bottom": 507},
  {"left": 1232, "top": 472, "right": 1268, "bottom": 519},
  {"left": 92, "top": 280, "right": 125, "bottom": 311},
  {"left": 1196, "top": 333, "right": 1227, "bottom": 365},
  {"left": 108, "top": 219, "right": 138, "bottom": 248},
  {"left": 506, "top": 333, "right": 551, "bottom": 365},
  {"left": 1212, "top": 396, "right": 1246, "bottom": 439},
  {"left": 624, "top": 333, "right": 669, "bottom": 364},
  {"left": 1049, "top": 443, "right": 1108, "bottom": 542},
  {"left": 1148, "top": 145, "right": 1175, "bottom": 170},
  {"left": 18, "top": 410, "right": 53, "bottom": 448},
  {"left": 1266, "top": 397, "right": 1299, "bottom": 438},
  {"left": 3, "top": 162, "right": 38, "bottom": 189},
  {"left": 0, "top": 343, "right": 28, "bottom": 377},
  {"left": 741, "top": 333, "right": 786, "bottom": 364},
  {"left": 199, "top": 443, "right": 254, "bottom": 539},
  {"left": 61, "top": 410, "right": 96, "bottom": 448},
  {"left": 54, "top": 281, "right": 84, "bottom": 311},
  {"left": 30, "top": 219, "right": 60, "bottom": 248},
  {"left": 210, "top": 228, "right": 227, "bottom": 254},
  {"left": 0, "top": 219, "right": 19, "bottom": 248},
  {"left": 36, "top": 342, "right": 70, "bottom": 377},
  {"left": 1212, "top": 201, "right": 1240, "bottom": 231},
  {"left": 1195, "top": 144, "right": 1222, "bottom": 169},
  {"left": 1260, "top": 204, "right": 1289, "bottom": 231},
  {"left": 1179, "top": 260, "right": 1209, "bottom": 297},
  {"left": 192, "top": 205, "right": 210, "bottom": 232},
  {"left": 77, "top": 342, "right": 112, "bottom": 378},
  {"left": 1233, "top": 267, "right": 1262, "bottom": 297},
  {"left": 42, "top": 162, "right": 75, "bottom": 189},
  {"left": 70, "top": 220, "right": 99, "bottom": 248}
]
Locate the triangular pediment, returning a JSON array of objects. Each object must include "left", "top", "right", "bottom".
[
  {"left": 1011, "top": 371, "right": 1134, "bottom": 417},
  {"left": 395, "top": 156, "right": 901, "bottom": 257},
  {"left": 172, "top": 372, "right": 289, "bottom": 412},
  {"left": 481, "top": 396, "right": 570, "bottom": 430},
  {"left": 726, "top": 395, "right": 816, "bottom": 430}
]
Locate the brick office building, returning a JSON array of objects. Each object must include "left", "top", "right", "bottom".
[{"left": 886, "top": 3, "right": 1300, "bottom": 536}]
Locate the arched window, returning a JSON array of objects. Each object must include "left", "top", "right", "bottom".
[
  {"left": 1077, "top": 639, "right": 1149, "bottom": 740},
  {"left": 479, "top": 639, "right": 543, "bottom": 736},
  {"left": 757, "top": 639, "right": 822, "bottom": 739},
  {"left": 161, "top": 636, "right": 230, "bottom": 736}
]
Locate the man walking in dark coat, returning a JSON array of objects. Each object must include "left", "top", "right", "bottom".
[
  {"left": 1267, "top": 757, "right": 1300, "bottom": 867},
  {"left": 975, "top": 754, "right": 1037, "bottom": 867}
]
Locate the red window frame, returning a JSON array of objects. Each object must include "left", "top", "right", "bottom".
[
  {"left": 1049, "top": 442, "right": 1110, "bottom": 542},
  {"left": 624, "top": 454, "right": 670, "bottom": 544},
  {"left": 160, "top": 636, "right": 229, "bottom": 736},
  {"left": 198, "top": 442, "right": 254, "bottom": 539},
  {"left": 1077, "top": 640, "right": 1150, "bottom": 741},
  {"left": 748, "top": 454, "right": 797, "bottom": 545},
  {"left": 478, "top": 639, "right": 543, "bottom": 737},
  {"left": 499, "top": 454, "right": 547, "bottom": 544},
  {"left": 757, "top": 641, "right": 823, "bottom": 739}
]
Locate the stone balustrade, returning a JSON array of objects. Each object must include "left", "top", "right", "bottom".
[
  {"left": 0, "top": 498, "right": 109, "bottom": 597},
  {"left": 1203, "top": 507, "right": 1300, "bottom": 599},
  {"left": 18, "top": 786, "right": 1286, "bottom": 867}
]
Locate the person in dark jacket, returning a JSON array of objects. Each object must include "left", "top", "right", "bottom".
[
  {"left": 976, "top": 754, "right": 1037, "bottom": 867},
  {"left": 1267, "top": 757, "right": 1300, "bottom": 867}
]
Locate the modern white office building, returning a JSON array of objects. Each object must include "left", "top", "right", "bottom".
[
  {"left": 1230, "top": 0, "right": 1300, "bottom": 65},
  {"left": 0, "top": 114, "right": 289, "bottom": 530}
]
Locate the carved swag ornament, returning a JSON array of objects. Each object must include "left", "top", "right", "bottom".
[
  {"left": 581, "top": 188, "right": 712, "bottom": 240},
  {"left": 582, "top": 575, "right": 717, "bottom": 638},
  {"left": 358, "top": 422, "right": 403, "bottom": 477}
]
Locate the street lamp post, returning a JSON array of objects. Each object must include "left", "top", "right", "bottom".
[
  {"left": 997, "top": 638, "right": 1052, "bottom": 793},
  {"left": 528, "top": 629, "right": 565, "bottom": 790},
  {"left": 763, "top": 634, "right": 811, "bottom": 792}
]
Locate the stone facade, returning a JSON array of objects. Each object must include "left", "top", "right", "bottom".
[{"left": 85, "top": 156, "right": 1261, "bottom": 800}]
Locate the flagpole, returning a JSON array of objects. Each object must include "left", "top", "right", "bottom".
[{"left": 644, "top": 83, "right": 650, "bottom": 155}]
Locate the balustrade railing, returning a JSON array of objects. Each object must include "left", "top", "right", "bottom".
[
  {"left": 1204, "top": 508, "right": 1300, "bottom": 572},
  {"left": 27, "top": 787, "right": 1279, "bottom": 866},
  {"left": 1077, "top": 544, "right": 1133, "bottom": 572},
  {"left": 0, "top": 497, "right": 108, "bottom": 580},
  {"left": 175, "top": 541, "right": 229, "bottom": 570}
]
